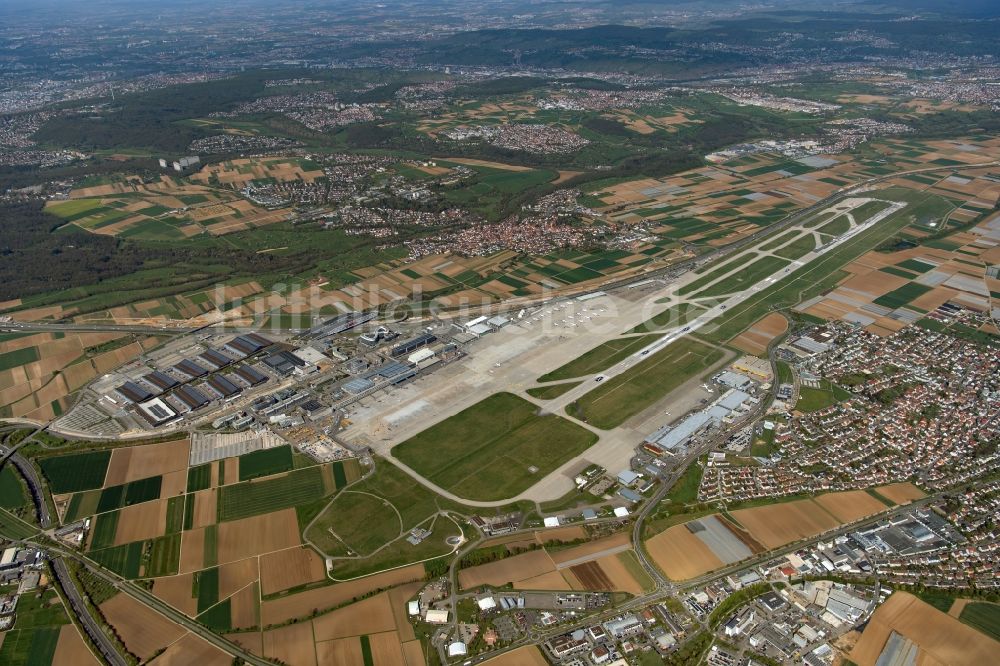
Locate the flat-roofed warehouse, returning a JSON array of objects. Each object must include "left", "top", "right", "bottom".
[
  {"left": 223, "top": 333, "right": 272, "bottom": 358},
  {"left": 174, "top": 384, "right": 210, "bottom": 410},
  {"left": 116, "top": 381, "right": 153, "bottom": 404},
  {"left": 135, "top": 397, "right": 179, "bottom": 427},
  {"left": 199, "top": 349, "right": 236, "bottom": 370},
  {"left": 231, "top": 365, "right": 268, "bottom": 387},
  {"left": 143, "top": 370, "right": 178, "bottom": 392},
  {"left": 206, "top": 374, "right": 241, "bottom": 399},
  {"left": 308, "top": 311, "right": 376, "bottom": 338},
  {"left": 390, "top": 333, "right": 437, "bottom": 358},
  {"left": 174, "top": 359, "right": 209, "bottom": 379},
  {"left": 262, "top": 350, "right": 306, "bottom": 376}
]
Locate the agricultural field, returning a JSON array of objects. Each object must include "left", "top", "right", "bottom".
[
  {"left": 569, "top": 338, "right": 725, "bottom": 429},
  {"left": 392, "top": 392, "right": 597, "bottom": 501},
  {"left": 46, "top": 159, "right": 317, "bottom": 241},
  {"left": 645, "top": 489, "right": 894, "bottom": 579},
  {"left": 457, "top": 532, "right": 645, "bottom": 594},
  {"left": 730, "top": 313, "right": 788, "bottom": 356},
  {"left": 0, "top": 583, "right": 96, "bottom": 666},
  {"left": 959, "top": 602, "right": 1000, "bottom": 642},
  {"left": 0, "top": 330, "right": 165, "bottom": 421},
  {"left": 850, "top": 592, "right": 1000, "bottom": 666},
  {"left": 792, "top": 175, "right": 1000, "bottom": 337}
]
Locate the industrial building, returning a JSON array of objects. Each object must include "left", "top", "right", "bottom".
[
  {"left": 173, "top": 359, "right": 209, "bottom": 379},
  {"left": 231, "top": 365, "right": 268, "bottom": 387},
  {"left": 206, "top": 374, "right": 242, "bottom": 399},
  {"left": 143, "top": 370, "right": 178, "bottom": 392},
  {"left": 134, "top": 397, "right": 179, "bottom": 427},
  {"left": 390, "top": 333, "right": 437, "bottom": 358},
  {"left": 262, "top": 350, "right": 307, "bottom": 376},
  {"left": 199, "top": 349, "right": 235, "bottom": 371},
  {"left": 173, "top": 385, "right": 210, "bottom": 411},
  {"left": 116, "top": 381, "right": 153, "bottom": 404},
  {"left": 224, "top": 333, "right": 272, "bottom": 358},
  {"left": 644, "top": 389, "right": 753, "bottom": 455},
  {"left": 308, "top": 310, "right": 376, "bottom": 338}
]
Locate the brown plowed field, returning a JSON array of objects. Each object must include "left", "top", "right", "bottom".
[
  {"left": 875, "top": 483, "right": 925, "bottom": 505},
  {"left": 369, "top": 631, "right": 406, "bottom": 666},
  {"left": 152, "top": 573, "right": 197, "bottom": 616},
  {"left": 261, "top": 565, "right": 424, "bottom": 626},
  {"left": 218, "top": 557, "right": 258, "bottom": 600},
  {"left": 593, "top": 553, "right": 645, "bottom": 594},
  {"left": 645, "top": 521, "right": 725, "bottom": 581},
  {"left": 850, "top": 592, "right": 1000, "bottom": 666},
  {"left": 263, "top": 623, "right": 317, "bottom": 666},
  {"left": 548, "top": 532, "right": 631, "bottom": 565},
  {"left": 513, "top": 570, "right": 573, "bottom": 591},
  {"left": 179, "top": 528, "right": 206, "bottom": 573},
  {"left": 260, "top": 546, "right": 326, "bottom": 595},
  {"left": 731, "top": 499, "right": 840, "bottom": 550},
  {"left": 159, "top": 470, "right": 187, "bottom": 498},
  {"left": 229, "top": 583, "right": 260, "bottom": 629},
  {"left": 113, "top": 499, "right": 168, "bottom": 546},
  {"left": 482, "top": 645, "right": 550, "bottom": 665},
  {"left": 316, "top": 637, "right": 363, "bottom": 665},
  {"left": 51, "top": 624, "right": 100, "bottom": 666},
  {"left": 104, "top": 439, "right": 190, "bottom": 486},
  {"left": 100, "top": 593, "right": 185, "bottom": 660},
  {"left": 402, "top": 639, "right": 426, "bottom": 666},
  {"left": 312, "top": 592, "right": 396, "bottom": 641},
  {"left": 813, "top": 490, "right": 888, "bottom": 524},
  {"left": 458, "top": 549, "right": 555, "bottom": 589},
  {"left": 149, "top": 632, "right": 229, "bottom": 666},
  {"left": 731, "top": 312, "right": 789, "bottom": 355},
  {"left": 191, "top": 489, "right": 217, "bottom": 529},
  {"left": 568, "top": 561, "right": 614, "bottom": 591},
  {"left": 225, "top": 631, "right": 262, "bottom": 656},
  {"left": 388, "top": 582, "right": 425, "bottom": 642},
  {"left": 216, "top": 509, "right": 301, "bottom": 565}
]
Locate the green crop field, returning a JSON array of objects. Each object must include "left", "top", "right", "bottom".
[
  {"left": 538, "top": 335, "right": 659, "bottom": 382},
  {"left": 238, "top": 445, "right": 293, "bottom": 481},
  {"left": 0, "top": 466, "right": 26, "bottom": 510},
  {"left": 197, "top": 599, "right": 232, "bottom": 632},
  {"left": 187, "top": 463, "right": 212, "bottom": 492},
  {"left": 90, "top": 542, "right": 143, "bottom": 578},
  {"left": 392, "top": 392, "right": 597, "bottom": 501},
  {"left": 89, "top": 510, "right": 120, "bottom": 550},
  {"left": 959, "top": 602, "right": 1000, "bottom": 641},
  {"left": 526, "top": 381, "right": 582, "bottom": 400},
  {"left": 146, "top": 533, "right": 181, "bottom": 576},
  {"left": 165, "top": 496, "right": 185, "bottom": 534},
  {"left": 873, "top": 282, "right": 932, "bottom": 309},
  {"left": 0, "top": 586, "right": 68, "bottom": 666},
  {"left": 569, "top": 338, "right": 725, "bottom": 429},
  {"left": 218, "top": 464, "right": 327, "bottom": 522},
  {"left": 308, "top": 491, "right": 401, "bottom": 556},
  {"left": 796, "top": 380, "right": 852, "bottom": 412},
  {"left": 96, "top": 475, "right": 163, "bottom": 512},
  {"left": 65, "top": 489, "right": 101, "bottom": 522},
  {"left": 38, "top": 450, "right": 111, "bottom": 493},
  {"left": 0, "top": 346, "right": 39, "bottom": 372},
  {"left": 196, "top": 566, "right": 220, "bottom": 612}
]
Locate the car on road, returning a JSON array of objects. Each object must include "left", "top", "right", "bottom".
[{"left": 595, "top": 376, "right": 605, "bottom": 382}]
